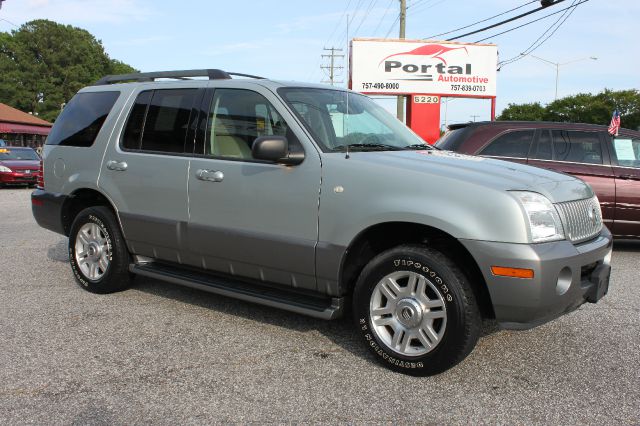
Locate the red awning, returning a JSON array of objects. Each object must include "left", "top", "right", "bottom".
[{"left": 0, "top": 122, "right": 51, "bottom": 135}]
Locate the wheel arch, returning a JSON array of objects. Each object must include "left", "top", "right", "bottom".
[
  {"left": 61, "top": 188, "right": 121, "bottom": 236},
  {"left": 339, "top": 221, "right": 495, "bottom": 319}
]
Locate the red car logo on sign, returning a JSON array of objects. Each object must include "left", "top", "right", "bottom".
[{"left": 379, "top": 44, "right": 469, "bottom": 66}]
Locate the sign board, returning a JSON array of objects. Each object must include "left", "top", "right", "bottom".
[{"left": 350, "top": 38, "right": 498, "bottom": 97}]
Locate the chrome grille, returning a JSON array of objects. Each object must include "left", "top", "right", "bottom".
[{"left": 555, "top": 196, "right": 603, "bottom": 243}]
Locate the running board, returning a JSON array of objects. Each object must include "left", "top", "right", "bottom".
[{"left": 129, "top": 263, "right": 344, "bottom": 320}]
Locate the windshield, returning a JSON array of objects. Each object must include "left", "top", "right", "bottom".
[
  {"left": 278, "top": 88, "right": 433, "bottom": 152},
  {"left": 0, "top": 148, "right": 39, "bottom": 161}
]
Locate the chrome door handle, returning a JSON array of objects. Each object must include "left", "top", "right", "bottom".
[
  {"left": 195, "top": 169, "right": 224, "bottom": 182},
  {"left": 106, "top": 160, "right": 128, "bottom": 171}
]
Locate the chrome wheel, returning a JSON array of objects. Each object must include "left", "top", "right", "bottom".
[
  {"left": 74, "top": 222, "right": 110, "bottom": 281},
  {"left": 369, "top": 270, "right": 447, "bottom": 357}
]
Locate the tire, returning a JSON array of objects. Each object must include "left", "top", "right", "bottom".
[
  {"left": 352, "top": 244, "right": 481, "bottom": 376},
  {"left": 68, "top": 206, "right": 132, "bottom": 294}
]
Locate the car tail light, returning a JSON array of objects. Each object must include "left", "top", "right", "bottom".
[{"left": 37, "top": 159, "right": 44, "bottom": 189}]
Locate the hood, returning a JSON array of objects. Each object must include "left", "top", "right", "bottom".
[
  {"left": 0, "top": 159, "right": 40, "bottom": 169},
  {"left": 345, "top": 150, "right": 593, "bottom": 203}
]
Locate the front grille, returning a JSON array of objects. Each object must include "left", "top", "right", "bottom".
[{"left": 555, "top": 196, "right": 603, "bottom": 243}]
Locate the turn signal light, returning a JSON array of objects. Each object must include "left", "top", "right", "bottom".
[
  {"left": 37, "top": 159, "right": 44, "bottom": 188},
  {"left": 491, "top": 266, "right": 535, "bottom": 279}
]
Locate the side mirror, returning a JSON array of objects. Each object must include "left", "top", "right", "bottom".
[{"left": 252, "top": 136, "right": 304, "bottom": 165}]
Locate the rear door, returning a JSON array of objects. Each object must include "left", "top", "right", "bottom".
[
  {"left": 528, "top": 129, "right": 616, "bottom": 229},
  {"left": 99, "top": 86, "right": 202, "bottom": 262},
  {"left": 608, "top": 136, "right": 640, "bottom": 238}
]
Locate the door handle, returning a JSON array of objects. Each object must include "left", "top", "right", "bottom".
[
  {"left": 195, "top": 169, "right": 224, "bottom": 182},
  {"left": 106, "top": 160, "right": 128, "bottom": 171}
]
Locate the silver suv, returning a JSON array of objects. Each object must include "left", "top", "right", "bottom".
[{"left": 32, "top": 69, "right": 612, "bottom": 375}]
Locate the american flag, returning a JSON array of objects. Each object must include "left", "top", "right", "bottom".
[{"left": 608, "top": 110, "right": 621, "bottom": 136}]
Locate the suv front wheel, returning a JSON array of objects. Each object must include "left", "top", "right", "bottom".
[
  {"left": 68, "top": 206, "right": 132, "bottom": 294},
  {"left": 353, "top": 245, "right": 481, "bottom": 376}
]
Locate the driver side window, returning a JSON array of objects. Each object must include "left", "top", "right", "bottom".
[{"left": 205, "top": 89, "right": 299, "bottom": 160}]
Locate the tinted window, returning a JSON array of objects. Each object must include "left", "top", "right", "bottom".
[
  {"left": 552, "top": 130, "right": 602, "bottom": 164},
  {"left": 611, "top": 138, "right": 640, "bottom": 168},
  {"left": 480, "top": 130, "right": 534, "bottom": 158},
  {"left": 205, "top": 89, "right": 300, "bottom": 160},
  {"left": 141, "top": 89, "right": 197, "bottom": 153},
  {"left": 46, "top": 91, "right": 120, "bottom": 147},
  {"left": 122, "top": 91, "right": 152, "bottom": 150},
  {"left": 533, "top": 130, "right": 553, "bottom": 160},
  {"left": 435, "top": 127, "right": 471, "bottom": 151}
]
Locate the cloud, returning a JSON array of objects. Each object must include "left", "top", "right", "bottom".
[{"left": 2, "top": 0, "right": 153, "bottom": 25}]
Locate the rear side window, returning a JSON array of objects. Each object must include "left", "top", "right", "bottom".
[
  {"left": 122, "top": 89, "right": 197, "bottom": 154},
  {"left": 435, "top": 127, "right": 471, "bottom": 151},
  {"left": 480, "top": 130, "right": 534, "bottom": 158},
  {"left": 552, "top": 130, "right": 602, "bottom": 164},
  {"left": 533, "top": 130, "right": 553, "bottom": 160},
  {"left": 46, "top": 91, "right": 120, "bottom": 147}
]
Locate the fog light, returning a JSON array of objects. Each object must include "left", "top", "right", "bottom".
[{"left": 556, "top": 267, "right": 572, "bottom": 295}]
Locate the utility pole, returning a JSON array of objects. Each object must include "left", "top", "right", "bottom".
[
  {"left": 397, "top": 0, "right": 406, "bottom": 121},
  {"left": 321, "top": 47, "right": 344, "bottom": 86},
  {"left": 470, "top": 115, "right": 480, "bottom": 122}
]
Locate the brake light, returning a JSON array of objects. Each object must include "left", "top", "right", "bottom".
[{"left": 37, "top": 159, "right": 44, "bottom": 189}]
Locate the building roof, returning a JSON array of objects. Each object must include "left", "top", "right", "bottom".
[{"left": 0, "top": 103, "right": 52, "bottom": 127}]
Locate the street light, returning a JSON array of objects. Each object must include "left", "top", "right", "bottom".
[{"left": 529, "top": 55, "right": 598, "bottom": 100}]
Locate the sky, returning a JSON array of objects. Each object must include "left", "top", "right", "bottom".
[{"left": 1, "top": 0, "right": 638, "bottom": 127}]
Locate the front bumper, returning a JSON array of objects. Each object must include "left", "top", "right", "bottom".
[{"left": 461, "top": 227, "right": 613, "bottom": 330}]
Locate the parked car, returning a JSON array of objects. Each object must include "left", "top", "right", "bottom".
[
  {"left": 436, "top": 121, "right": 640, "bottom": 240},
  {"left": 32, "top": 70, "right": 612, "bottom": 376},
  {"left": 0, "top": 146, "right": 40, "bottom": 188}
]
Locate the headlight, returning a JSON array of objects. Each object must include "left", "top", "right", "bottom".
[
  {"left": 0, "top": 165, "right": 12, "bottom": 172},
  {"left": 511, "top": 191, "right": 565, "bottom": 243}
]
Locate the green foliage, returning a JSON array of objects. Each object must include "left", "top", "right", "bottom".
[
  {"left": 498, "top": 89, "right": 640, "bottom": 131},
  {"left": 0, "top": 19, "right": 136, "bottom": 122}
]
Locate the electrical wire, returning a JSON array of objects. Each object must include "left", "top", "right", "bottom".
[
  {"left": 447, "top": 0, "right": 567, "bottom": 41},
  {"left": 353, "top": 0, "right": 379, "bottom": 36},
  {"left": 474, "top": 0, "right": 589, "bottom": 43},
  {"left": 383, "top": 13, "right": 400, "bottom": 38},
  {"left": 498, "top": 0, "right": 580, "bottom": 68},
  {"left": 425, "top": 0, "right": 537, "bottom": 39},
  {"left": 372, "top": 0, "right": 396, "bottom": 36}
]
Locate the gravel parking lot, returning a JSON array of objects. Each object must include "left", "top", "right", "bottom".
[{"left": 1, "top": 188, "right": 638, "bottom": 424}]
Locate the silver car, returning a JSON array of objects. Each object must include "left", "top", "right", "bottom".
[{"left": 32, "top": 69, "right": 612, "bottom": 376}]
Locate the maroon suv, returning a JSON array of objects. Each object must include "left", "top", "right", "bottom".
[
  {"left": 0, "top": 147, "right": 41, "bottom": 188},
  {"left": 436, "top": 121, "right": 640, "bottom": 239}
]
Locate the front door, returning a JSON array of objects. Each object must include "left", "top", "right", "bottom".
[
  {"left": 187, "top": 87, "right": 322, "bottom": 291},
  {"left": 609, "top": 136, "right": 640, "bottom": 238}
]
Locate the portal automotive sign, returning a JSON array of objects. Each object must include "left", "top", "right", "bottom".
[{"left": 350, "top": 38, "right": 498, "bottom": 97}]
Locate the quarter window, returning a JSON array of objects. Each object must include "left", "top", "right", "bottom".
[
  {"left": 552, "top": 130, "right": 602, "bottom": 164},
  {"left": 46, "top": 91, "right": 120, "bottom": 147},
  {"left": 480, "top": 130, "right": 534, "bottom": 158}
]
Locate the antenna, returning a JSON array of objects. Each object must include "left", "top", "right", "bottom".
[{"left": 345, "top": 13, "right": 350, "bottom": 160}]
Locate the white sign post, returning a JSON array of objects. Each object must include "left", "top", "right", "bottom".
[{"left": 350, "top": 38, "right": 498, "bottom": 97}]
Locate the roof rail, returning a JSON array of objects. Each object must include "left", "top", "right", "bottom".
[{"left": 93, "top": 69, "right": 264, "bottom": 85}]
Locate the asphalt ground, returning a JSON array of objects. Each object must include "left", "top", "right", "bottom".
[{"left": 0, "top": 188, "right": 638, "bottom": 424}]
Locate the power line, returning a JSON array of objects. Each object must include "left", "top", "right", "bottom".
[
  {"left": 372, "top": 0, "right": 395, "bottom": 36},
  {"left": 352, "top": 0, "right": 379, "bottom": 37},
  {"left": 425, "top": 0, "right": 537, "bottom": 39},
  {"left": 383, "top": 13, "right": 400, "bottom": 38},
  {"left": 408, "top": 0, "right": 447, "bottom": 15},
  {"left": 447, "top": 0, "right": 567, "bottom": 41},
  {"left": 323, "top": 0, "right": 354, "bottom": 48},
  {"left": 474, "top": 0, "right": 589, "bottom": 43},
  {"left": 499, "top": 0, "right": 580, "bottom": 68}
]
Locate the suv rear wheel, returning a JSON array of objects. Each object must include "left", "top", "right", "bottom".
[
  {"left": 68, "top": 206, "right": 132, "bottom": 293},
  {"left": 353, "top": 244, "right": 481, "bottom": 376}
]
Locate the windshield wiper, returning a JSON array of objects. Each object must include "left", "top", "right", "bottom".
[
  {"left": 333, "top": 143, "right": 405, "bottom": 152},
  {"left": 404, "top": 143, "right": 436, "bottom": 150}
]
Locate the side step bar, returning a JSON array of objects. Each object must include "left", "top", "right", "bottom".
[{"left": 129, "top": 263, "right": 344, "bottom": 320}]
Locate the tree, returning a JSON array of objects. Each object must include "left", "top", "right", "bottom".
[
  {"left": 0, "top": 19, "right": 136, "bottom": 122},
  {"left": 498, "top": 89, "right": 640, "bottom": 131},
  {"left": 497, "top": 102, "right": 546, "bottom": 121}
]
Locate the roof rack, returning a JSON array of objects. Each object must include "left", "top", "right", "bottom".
[{"left": 94, "top": 69, "right": 264, "bottom": 85}]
